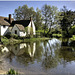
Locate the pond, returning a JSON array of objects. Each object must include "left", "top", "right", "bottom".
[{"left": 0, "top": 38, "right": 75, "bottom": 75}]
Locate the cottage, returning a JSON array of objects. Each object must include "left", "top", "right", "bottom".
[
  {"left": 11, "top": 24, "right": 26, "bottom": 37},
  {"left": 0, "top": 14, "right": 36, "bottom": 37},
  {"left": 12, "top": 17, "right": 36, "bottom": 36},
  {"left": 0, "top": 16, "right": 10, "bottom": 36}
]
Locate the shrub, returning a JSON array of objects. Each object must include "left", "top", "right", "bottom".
[
  {"left": 1, "top": 36, "right": 9, "bottom": 45},
  {"left": 11, "top": 34, "right": 19, "bottom": 39},
  {"left": 70, "top": 35, "right": 75, "bottom": 41},
  {"left": 7, "top": 69, "right": 18, "bottom": 75},
  {"left": 69, "top": 25, "right": 75, "bottom": 35},
  {"left": 5, "top": 32, "right": 12, "bottom": 39},
  {"left": 52, "top": 34, "right": 62, "bottom": 38}
]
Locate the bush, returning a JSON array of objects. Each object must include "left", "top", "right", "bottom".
[
  {"left": 11, "top": 34, "right": 19, "bottom": 39},
  {"left": 52, "top": 34, "right": 62, "bottom": 38},
  {"left": 1, "top": 36, "right": 9, "bottom": 45},
  {"left": 5, "top": 32, "right": 12, "bottom": 39},
  {"left": 7, "top": 69, "right": 18, "bottom": 75},
  {"left": 69, "top": 25, "right": 75, "bottom": 35},
  {"left": 70, "top": 35, "right": 75, "bottom": 41}
]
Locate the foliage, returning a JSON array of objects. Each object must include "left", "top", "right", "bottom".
[
  {"left": 11, "top": 34, "right": 19, "bottom": 39},
  {"left": 35, "top": 8, "right": 43, "bottom": 30},
  {"left": 36, "top": 30, "right": 48, "bottom": 37},
  {"left": 5, "top": 33, "right": 19, "bottom": 39},
  {"left": 51, "top": 27, "right": 62, "bottom": 34},
  {"left": 41, "top": 4, "right": 58, "bottom": 36},
  {"left": 1, "top": 36, "right": 9, "bottom": 45},
  {"left": 59, "top": 6, "right": 75, "bottom": 37},
  {"left": 24, "top": 37, "right": 50, "bottom": 42},
  {"left": 13, "top": 5, "right": 43, "bottom": 31},
  {"left": 52, "top": 34, "right": 62, "bottom": 38},
  {"left": 13, "top": 5, "right": 36, "bottom": 20},
  {"left": 69, "top": 25, "right": 75, "bottom": 35},
  {"left": 70, "top": 35, "right": 75, "bottom": 41},
  {"left": 5, "top": 32, "right": 12, "bottom": 39},
  {"left": 7, "top": 69, "right": 18, "bottom": 75}
]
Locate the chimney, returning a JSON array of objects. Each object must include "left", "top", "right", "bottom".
[
  {"left": 9, "top": 14, "right": 11, "bottom": 24},
  {"left": 30, "top": 17, "right": 32, "bottom": 21}
]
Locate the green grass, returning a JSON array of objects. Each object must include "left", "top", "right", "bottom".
[
  {"left": 1, "top": 36, "right": 50, "bottom": 45},
  {"left": 24, "top": 37, "right": 50, "bottom": 42}
]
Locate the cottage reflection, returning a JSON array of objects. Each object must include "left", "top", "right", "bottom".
[
  {"left": 0, "top": 45, "right": 9, "bottom": 53},
  {"left": 28, "top": 43, "right": 36, "bottom": 57},
  {"left": 20, "top": 43, "right": 27, "bottom": 49},
  {"left": 7, "top": 42, "right": 36, "bottom": 60}
]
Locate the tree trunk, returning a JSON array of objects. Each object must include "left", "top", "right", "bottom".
[{"left": 47, "top": 24, "right": 52, "bottom": 35}]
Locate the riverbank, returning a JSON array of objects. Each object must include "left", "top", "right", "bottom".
[{"left": 1, "top": 37, "right": 51, "bottom": 45}]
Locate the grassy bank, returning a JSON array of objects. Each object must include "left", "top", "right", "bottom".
[
  {"left": 1, "top": 37, "right": 50, "bottom": 45},
  {"left": 23, "top": 37, "right": 50, "bottom": 42}
]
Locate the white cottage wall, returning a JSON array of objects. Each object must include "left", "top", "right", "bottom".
[
  {"left": 28, "top": 21, "right": 36, "bottom": 35},
  {"left": 1, "top": 25, "right": 9, "bottom": 36},
  {"left": 32, "top": 21, "right": 36, "bottom": 35},
  {"left": 11, "top": 25, "right": 26, "bottom": 37},
  {"left": 11, "top": 25, "right": 20, "bottom": 36},
  {"left": 28, "top": 22, "right": 31, "bottom": 35},
  {"left": 19, "top": 31, "right": 26, "bottom": 37}
]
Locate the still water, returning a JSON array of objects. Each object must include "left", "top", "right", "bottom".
[{"left": 0, "top": 38, "right": 75, "bottom": 75}]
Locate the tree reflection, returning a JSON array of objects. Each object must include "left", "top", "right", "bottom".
[
  {"left": 2, "top": 38, "right": 75, "bottom": 69},
  {"left": 58, "top": 38, "right": 75, "bottom": 67},
  {"left": 42, "top": 38, "right": 61, "bottom": 69},
  {"left": 61, "top": 38, "right": 69, "bottom": 46},
  {"left": 58, "top": 47, "right": 75, "bottom": 66}
]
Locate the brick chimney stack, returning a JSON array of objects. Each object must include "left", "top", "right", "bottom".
[
  {"left": 9, "top": 14, "right": 11, "bottom": 24},
  {"left": 30, "top": 17, "right": 32, "bottom": 21}
]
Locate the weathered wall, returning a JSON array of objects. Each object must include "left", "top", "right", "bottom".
[
  {"left": 11, "top": 25, "right": 26, "bottom": 37},
  {"left": 0, "top": 25, "right": 9, "bottom": 36},
  {"left": 19, "top": 31, "right": 26, "bottom": 37},
  {"left": 11, "top": 25, "right": 20, "bottom": 36},
  {"left": 28, "top": 21, "right": 36, "bottom": 35}
]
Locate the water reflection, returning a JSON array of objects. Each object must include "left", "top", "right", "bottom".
[
  {"left": 0, "top": 45, "right": 9, "bottom": 53},
  {"left": 0, "top": 38, "right": 75, "bottom": 74},
  {"left": 42, "top": 38, "right": 61, "bottom": 69}
]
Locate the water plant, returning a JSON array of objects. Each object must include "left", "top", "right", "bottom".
[{"left": 7, "top": 69, "right": 18, "bottom": 75}]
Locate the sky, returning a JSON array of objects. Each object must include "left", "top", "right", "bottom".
[{"left": 0, "top": 1, "right": 75, "bottom": 18}]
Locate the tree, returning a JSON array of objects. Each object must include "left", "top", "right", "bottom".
[
  {"left": 35, "top": 8, "right": 43, "bottom": 30},
  {"left": 41, "top": 4, "right": 51, "bottom": 35},
  {"left": 13, "top": 5, "right": 36, "bottom": 20},
  {"left": 59, "top": 6, "right": 75, "bottom": 37},
  {"left": 41, "top": 4, "right": 58, "bottom": 36},
  {"left": 47, "top": 6, "right": 58, "bottom": 35}
]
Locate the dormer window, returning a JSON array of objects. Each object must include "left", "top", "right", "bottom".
[{"left": 3, "top": 25, "right": 6, "bottom": 28}]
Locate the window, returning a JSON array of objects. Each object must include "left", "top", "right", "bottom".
[
  {"left": 3, "top": 25, "right": 6, "bottom": 28},
  {"left": 15, "top": 30, "right": 17, "bottom": 34}
]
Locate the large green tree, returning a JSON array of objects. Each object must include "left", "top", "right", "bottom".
[
  {"left": 13, "top": 5, "right": 36, "bottom": 20},
  {"left": 41, "top": 4, "right": 58, "bottom": 36},
  {"left": 59, "top": 6, "right": 75, "bottom": 37},
  {"left": 35, "top": 8, "right": 43, "bottom": 30},
  {"left": 13, "top": 5, "right": 43, "bottom": 31}
]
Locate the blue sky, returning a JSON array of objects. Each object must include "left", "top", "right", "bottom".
[{"left": 0, "top": 1, "right": 75, "bottom": 18}]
